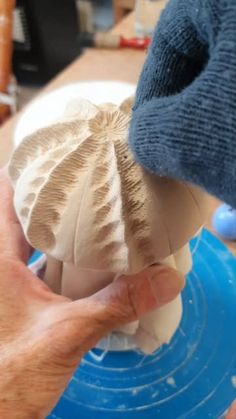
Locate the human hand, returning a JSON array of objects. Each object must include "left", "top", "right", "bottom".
[
  {"left": 0, "top": 169, "right": 184, "bottom": 419},
  {"left": 130, "top": 0, "right": 236, "bottom": 207},
  {"left": 226, "top": 401, "right": 236, "bottom": 419}
]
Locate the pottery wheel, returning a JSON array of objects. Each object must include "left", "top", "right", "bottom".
[{"left": 41, "top": 229, "right": 236, "bottom": 419}]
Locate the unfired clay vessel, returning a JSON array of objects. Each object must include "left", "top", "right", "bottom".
[{"left": 9, "top": 97, "right": 207, "bottom": 353}]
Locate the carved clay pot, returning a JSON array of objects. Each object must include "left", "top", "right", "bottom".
[{"left": 9, "top": 97, "right": 207, "bottom": 353}]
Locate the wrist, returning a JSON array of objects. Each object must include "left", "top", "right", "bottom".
[{"left": 0, "top": 355, "right": 44, "bottom": 419}]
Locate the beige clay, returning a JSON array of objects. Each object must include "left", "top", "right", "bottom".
[{"left": 9, "top": 97, "right": 207, "bottom": 353}]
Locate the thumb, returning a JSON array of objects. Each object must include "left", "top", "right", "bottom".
[
  {"left": 65, "top": 265, "right": 185, "bottom": 353},
  {"left": 226, "top": 401, "right": 236, "bottom": 419},
  {"left": 0, "top": 169, "right": 30, "bottom": 262}
]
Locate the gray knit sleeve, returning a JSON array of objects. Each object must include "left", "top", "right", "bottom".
[{"left": 130, "top": 0, "right": 236, "bottom": 207}]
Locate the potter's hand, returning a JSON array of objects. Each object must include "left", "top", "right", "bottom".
[
  {"left": 0, "top": 170, "right": 184, "bottom": 419},
  {"left": 226, "top": 401, "right": 236, "bottom": 419},
  {"left": 130, "top": 0, "right": 236, "bottom": 207}
]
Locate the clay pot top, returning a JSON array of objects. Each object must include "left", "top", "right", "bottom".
[{"left": 9, "top": 97, "right": 207, "bottom": 274}]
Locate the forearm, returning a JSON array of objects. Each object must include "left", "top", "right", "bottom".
[
  {"left": 0, "top": 405, "right": 41, "bottom": 419},
  {"left": 0, "top": 382, "right": 43, "bottom": 419},
  {"left": 0, "top": 348, "right": 46, "bottom": 419}
]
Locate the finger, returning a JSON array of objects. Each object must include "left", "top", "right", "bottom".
[
  {"left": 226, "top": 401, "right": 236, "bottom": 419},
  {"left": 0, "top": 168, "right": 30, "bottom": 262},
  {"left": 67, "top": 265, "right": 185, "bottom": 352}
]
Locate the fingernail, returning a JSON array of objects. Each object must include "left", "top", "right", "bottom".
[{"left": 149, "top": 266, "right": 185, "bottom": 306}]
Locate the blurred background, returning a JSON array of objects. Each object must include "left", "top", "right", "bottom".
[
  {"left": 0, "top": 0, "right": 163, "bottom": 124},
  {"left": 0, "top": 0, "right": 139, "bottom": 123}
]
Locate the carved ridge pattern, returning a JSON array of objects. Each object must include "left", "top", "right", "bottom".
[
  {"left": 27, "top": 136, "right": 99, "bottom": 250},
  {"left": 10, "top": 101, "right": 156, "bottom": 270},
  {"left": 9, "top": 121, "right": 87, "bottom": 183},
  {"left": 90, "top": 138, "right": 127, "bottom": 269},
  {"left": 89, "top": 110, "right": 129, "bottom": 142},
  {"left": 10, "top": 97, "right": 206, "bottom": 275},
  {"left": 114, "top": 138, "right": 155, "bottom": 267}
]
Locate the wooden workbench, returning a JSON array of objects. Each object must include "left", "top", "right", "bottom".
[{"left": 0, "top": 6, "right": 235, "bottom": 256}]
